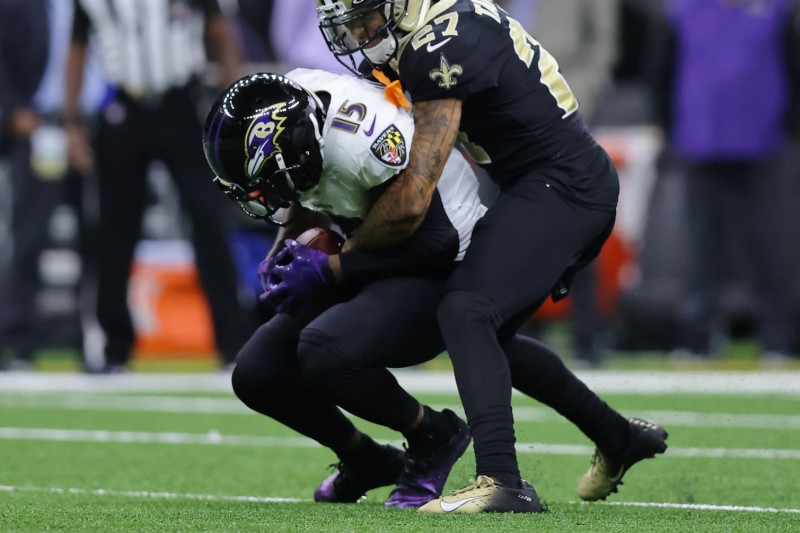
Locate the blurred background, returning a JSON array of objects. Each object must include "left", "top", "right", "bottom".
[{"left": 1, "top": 0, "right": 799, "bottom": 373}]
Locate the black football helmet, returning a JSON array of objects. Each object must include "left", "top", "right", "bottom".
[{"left": 203, "top": 73, "right": 326, "bottom": 225}]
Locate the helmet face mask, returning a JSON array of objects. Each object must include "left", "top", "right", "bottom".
[
  {"left": 212, "top": 153, "right": 303, "bottom": 223},
  {"left": 203, "top": 74, "right": 326, "bottom": 226},
  {"left": 318, "top": 1, "right": 393, "bottom": 54},
  {"left": 316, "top": 0, "right": 432, "bottom": 76}
]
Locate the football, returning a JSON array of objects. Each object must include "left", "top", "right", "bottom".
[{"left": 296, "top": 227, "right": 344, "bottom": 255}]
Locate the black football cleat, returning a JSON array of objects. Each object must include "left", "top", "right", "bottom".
[
  {"left": 314, "top": 444, "right": 405, "bottom": 503},
  {"left": 384, "top": 409, "right": 471, "bottom": 508}
]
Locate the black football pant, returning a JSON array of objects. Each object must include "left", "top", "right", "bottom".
[
  {"left": 234, "top": 269, "right": 628, "bottom": 466},
  {"left": 231, "top": 277, "right": 446, "bottom": 450},
  {"left": 93, "top": 86, "right": 255, "bottom": 366},
  {"left": 438, "top": 172, "right": 630, "bottom": 484}
]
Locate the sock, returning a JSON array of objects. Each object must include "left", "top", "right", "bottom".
[
  {"left": 492, "top": 472, "right": 524, "bottom": 487},
  {"left": 602, "top": 420, "right": 632, "bottom": 458},
  {"left": 403, "top": 405, "right": 455, "bottom": 455},
  {"left": 470, "top": 406, "right": 522, "bottom": 487}
]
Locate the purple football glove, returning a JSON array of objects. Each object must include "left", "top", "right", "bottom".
[
  {"left": 256, "top": 247, "right": 291, "bottom": 303},
  {"left": 268, "top": 239, "right": 336, "bottom": 313}
]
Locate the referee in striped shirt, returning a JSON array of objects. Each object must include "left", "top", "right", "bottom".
[{"left": 61, "top": 0, "right": 255, "bottom": 373}]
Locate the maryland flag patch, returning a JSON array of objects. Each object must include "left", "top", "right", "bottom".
[{"left": 370, "top": 125, "right": 407, "bottom": 168}]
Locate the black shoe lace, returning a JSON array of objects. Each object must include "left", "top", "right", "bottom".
[
  {"left": 389, "top": 442, "right": 438, "bottom": 496},
  {"left": 326, "top": 461, "right": 366, "bottom": 500},
  {"left": 327, "top": 462, "right": 349, "bottom": 490},
  {"left": 400, "top": 443, "right": 424, "bottom": 476},
  {"left": 330, "top": 453, "right": 403, "bottom": 500}
]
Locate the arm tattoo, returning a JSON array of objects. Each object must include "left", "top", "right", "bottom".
[{"left": 343, "top": 98, "right": 462, "bottom": 252}]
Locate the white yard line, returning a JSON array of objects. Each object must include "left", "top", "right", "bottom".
[
  {"left": 570, "top": 500, "right": 800, "bottom": 514},
  {"left": 0, "top": 394, "right": 250, "bottom": 414},
  {"left": 0, "top": 370, "right": 798, "bottom": 395},
  {"left": 0, "top": 484, "right": 307, "bottom": 503},
  {"left": 2, "top": 394, "right": 799, "bottom": 431},
  {"left": 1, "top": 484, "right": 798, "bottom": 515},
  {"left": 0, "top": 427, "right": 319, "bottom": 448},
  {"left": 1, "top": 427, "right": 799, "bottom": 460},
  {"left": 511, "top": 408, "right": 800, "bottom": 430}
]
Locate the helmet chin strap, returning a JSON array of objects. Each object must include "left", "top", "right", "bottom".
[
  {"left": 274, "top": 153, "right": 296, "bottom": 192},
  {"left": 307, "top": 111, "right": 325, "bottom": 161},
  {"left": 363, "top": 32, "right": 398, "bottom": 66}
]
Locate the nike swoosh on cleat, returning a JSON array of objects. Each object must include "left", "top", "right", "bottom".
[
  {"left": 439, "top": 495, "right": 485, "bottom": 512},
  {"left": 363, "top": 116, "right": 376, "bottom": 136},
  {"left": 426, "top": 38, "right": 452, "bottom": 53},
  {"left": 609, "top": 465, "right": 626, "bottom": 483}
]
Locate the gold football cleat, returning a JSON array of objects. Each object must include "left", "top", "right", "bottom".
[
  {"left": 578, "top": 417, "right": 669, "bottom": 501},
  {"left": 418, "top": 475, "right": 544, "bottom": 514}
]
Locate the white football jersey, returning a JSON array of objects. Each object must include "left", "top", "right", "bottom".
[{"left": 285, "top": 68, "right": 486, "bottom": 260}]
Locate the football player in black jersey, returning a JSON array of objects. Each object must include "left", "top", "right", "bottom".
[{"left": 312, "top": 0, "right": 669, "bottom": 513}]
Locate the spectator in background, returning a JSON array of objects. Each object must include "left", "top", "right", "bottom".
[
  {"left": 0, "top": 0, "right": 105, "bottom": 371},
  {"left": 62, "top": 0, "right": 256, "bottom": 373},
  {"left": 269, "top": 0, "right": 352, "bottom": 73},
  {"left": 648, "top": 0, "right": 800, "bottom": 361},
  {"left": 498, "top": 0, "right": 620, "bottom": 366},
  {"left": 0, "top": 0, "right": 50, "bottom": 370},
  {"left": 235, "top": 0, "right": 278, "bottom": 63},
  {"left": 498, "top": 0, "right": 619, "bottom": 122}
]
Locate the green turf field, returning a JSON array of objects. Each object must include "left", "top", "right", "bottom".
[{"left": 1, "top": 370, "right": 799, "bottom": 532}]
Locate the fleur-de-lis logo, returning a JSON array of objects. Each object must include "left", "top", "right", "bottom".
[{"left": 429, "top": 53, "right": 463, "bottom": 90}]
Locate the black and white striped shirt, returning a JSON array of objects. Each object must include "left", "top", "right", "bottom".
[{"left": 72, "top": 0, "right": 223, "bottom": 98}]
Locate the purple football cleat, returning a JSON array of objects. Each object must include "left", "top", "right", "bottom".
[
  {"left": 314, "top": 444, "right": 404, "bottom": 503},
  {"left": 384, "top": 409, "right": 471, "bottom": 508}
]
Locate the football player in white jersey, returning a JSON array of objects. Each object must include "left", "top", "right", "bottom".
[{"left": 202, "top": 70, "right": 485, "bottom": 508}]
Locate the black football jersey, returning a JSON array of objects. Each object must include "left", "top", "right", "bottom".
[{"left": 394, "top": 0, "right": 618, "bottom": 210}]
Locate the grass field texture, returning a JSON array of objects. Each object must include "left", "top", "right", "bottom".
[{"left": 1, "top": 369, "right": 799, "bottom": 532}]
